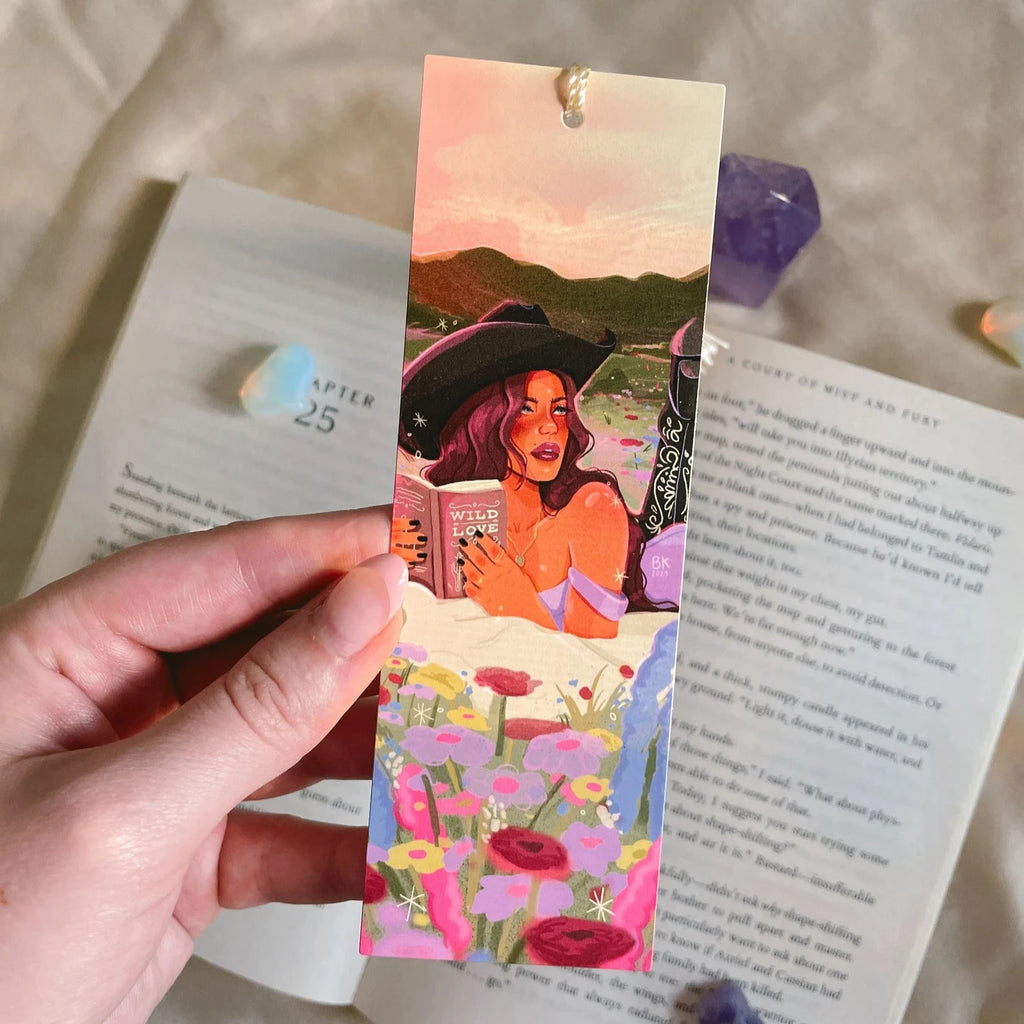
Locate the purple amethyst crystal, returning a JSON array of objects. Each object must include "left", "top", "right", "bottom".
[
  {"left": 696, "top": 981, "right": 765, "bottom": 1024},
  {"left": 710, "top": 153, "right": 821, "bottom": 307}
]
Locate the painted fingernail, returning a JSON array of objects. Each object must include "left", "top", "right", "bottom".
[
  {"left": 417, "top": 535, "right": 428, "bottom": 542},
  {"left": 474, "top": 528, "right": 483, "bottom": 537},
  {"left": 458, "top": 537, "right": 469, "bottom": 547},
  {"left": 417, "top": 552, "right": 428, "bottom": 561},
  {"left": 408, "top": 519, "right": 420, "bottom": 527}
]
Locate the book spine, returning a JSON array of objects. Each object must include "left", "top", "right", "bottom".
[
  {"left": 436, "top": 489, "right": 507, "bottom": 599},
  {"left": 393, "top": 476, "right": 435, "bottom": 595}
]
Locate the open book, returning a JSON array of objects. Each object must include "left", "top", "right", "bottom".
[
  {"left": 24, "top": 176, "right": 1024, "bottom": 1023},
  {"left": 393, "top": 473, "right": 507, "bottom": 598}
]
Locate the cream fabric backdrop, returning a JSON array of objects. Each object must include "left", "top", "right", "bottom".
[{"left": 1, "top": 1, "right": 1022, "bottom": 1021}]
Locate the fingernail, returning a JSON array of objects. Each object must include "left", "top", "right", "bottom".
[
  {"left": 358, "top": 553, "right": 408, "bottom": 621},
  {"left": 321, "top": 553, "right": 407, "bottom": 654},
  {"left": 408, "top": 519, "right": 420, "bottom": 527},
  {"left": 417, "top": 535, "right": 428, "bottom": 542},
  {"left": 458, "top": 537, "right": 468, "bottom": 547}
]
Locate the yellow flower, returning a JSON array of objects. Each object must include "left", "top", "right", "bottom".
[
  {"left": 375, "top": 734, "right": 385, "bottom": 749},
  {"left": 446, "top": 707, "right": 488, "bottom": 731},
  {"left": 413, "top": 912, "right": 432, "bottom": 928},
  {"left": 588, "top": 727, "right": 623, "bottom": 752},
  {"left": 387, "top": 840, "right": 444, "bottom": 874},
  {"left": 387, "top": 656, "right": 410, "bottom": 670},
  {"left": 570, "top": 775, "right": 612, "bottom": 802},
  {"left": 617, "top": 839, "right": 653, "bottom": 870},
  {"left": 409, "top": 663, "right": 465, "bottom": 701}
]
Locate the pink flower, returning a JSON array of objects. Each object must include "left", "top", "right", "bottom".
[
  {"left": 393, "top": 764, "right": 446, "bottom": 841},
  {"left": 603, "top": 837, "right": 662, "bottom": 970},
  {"left": 423, "top": 866, "right": 473, "bottom": 959},
  {"left": 435, "top": 789, "right": 483, "bottom": 818}
]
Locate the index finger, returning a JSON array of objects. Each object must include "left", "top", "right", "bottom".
[{"left": 16, "top": 508, "right": 391, "bottom": 674}]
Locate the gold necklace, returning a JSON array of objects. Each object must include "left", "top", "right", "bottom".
[{"left": 506, "top": 511, "right": 547, "bottom": 566}]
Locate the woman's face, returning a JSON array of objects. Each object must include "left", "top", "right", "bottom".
[{"left": 508, "top": 370, "right": 569, "bottom": 482}]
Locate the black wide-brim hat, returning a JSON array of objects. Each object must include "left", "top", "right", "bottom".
[{"left": 398, "top": 300, "right": 616, "bottom": 460}]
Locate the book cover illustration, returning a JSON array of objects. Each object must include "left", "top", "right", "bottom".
[{"left": 363, "top": 57, "right": 724, "bottom": 969}]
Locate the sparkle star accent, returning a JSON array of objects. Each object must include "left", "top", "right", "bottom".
[
  {"left": 436, "top": 318, "right": 448, "bottom": 332},
  {"left": 614, "top": 568, "right": 627, "bottom": 584},
  {"left": 413, "top": 412, "right": 427, "bottom": 427},
  {"left": 587, "top": 888, "right": 615, "bottom": 923},
  {"left": 397, "top": 888, "right": 426, "bottom": 921},
  {"left": 610, "top": 494, "right": 622, "bottom": 509},
  {"left": 412, "top": 703, "right": 432, "bottom": 725}
]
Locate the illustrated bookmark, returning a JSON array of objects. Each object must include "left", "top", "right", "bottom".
[{"left": 363, "top": 56, "right": 724, "bottom": 969}]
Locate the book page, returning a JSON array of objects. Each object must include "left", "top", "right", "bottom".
[
  {"left": 354, "top": 331, "right": 1024, "bottom": 1024},
  {"left": 23, "top": 176, "right": 408, "bottom": 1004}
]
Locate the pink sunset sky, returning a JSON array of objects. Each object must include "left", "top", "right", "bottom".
[{"left": 411, "top": 57, "right": 725, "bottom": 281}]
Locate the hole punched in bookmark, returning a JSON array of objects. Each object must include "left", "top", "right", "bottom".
[{"left": 557, "top": 63, "right": 591, "bottom": 128}]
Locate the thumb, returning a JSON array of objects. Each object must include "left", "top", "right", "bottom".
[{"left": 102, "top": 552, "right": 407, "bottom": 848}]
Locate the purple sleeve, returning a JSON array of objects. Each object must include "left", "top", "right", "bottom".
[{"left": 566, "top": 566, "right": 629, "bottom": 621}]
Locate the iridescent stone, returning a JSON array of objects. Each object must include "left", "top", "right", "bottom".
[
  {"left": 710, "top": 153, "right": 821, "bottom": 307},
  {"left": 980, "top": 298, "right": 1024, "bottom": 366},
  {"left": 239, "top": 344, "right": 316, "bottom": 417},
  {"left": 696, "top": 981, "right": 764, "bottom": 1024}
]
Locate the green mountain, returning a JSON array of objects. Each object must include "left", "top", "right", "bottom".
[{"left": 407, "top": 247, "right": 708, "bottom": 351}]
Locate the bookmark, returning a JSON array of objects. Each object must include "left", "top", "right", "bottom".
[{"left": 363, "top": 56, "right": 724, "bottom": 969}]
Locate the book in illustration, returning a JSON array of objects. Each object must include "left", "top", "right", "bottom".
[{"left": 363, "top": 56, "right": 724, "bottom": 969}]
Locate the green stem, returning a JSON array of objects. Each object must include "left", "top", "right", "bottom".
[
  {"left": 495, "top": 695, "right": 507, "bottom": 756},
  {"left": 527, "top": 776, "right": 564, "bottom": 829},
  {"left": 421, "top": 773, "right": 442, "bottom": 846},
  {"left": 429, "top": 694, "right": 440, "bottom": 726},
  {"left": 445, "top": 758, "right": 463, "bottom": 792}
]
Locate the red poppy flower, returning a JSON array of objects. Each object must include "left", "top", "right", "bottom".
[
  {"left": 378, "top": 685, "right": 391, "bottom": 706},
  {"left": 486, "top": 827, "right": 570, "bottom": 879},
  {"left": 504, "top": 718, "right": 568, "bottom": 741},
  {"left": 364, "top": 865, "right": 387, "bottom": 905},
  {"left": 619, "top": 664, "right": 635, "bottom": 679},
  {"left": 387, "top": 672, "right": 403, "bottom": 685},
  {"left": 474, "top": 667, "right": 542, "bottom": 698},
  {"left": 578, "top": 686, "right": 593, "bottom": 701},
  {"left": 523, "top": 916, "right": 635, "bottom": 967}
]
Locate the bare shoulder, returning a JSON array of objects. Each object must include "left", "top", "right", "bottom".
[{"left": 566, "top": 480, "right": 627, "bottom": 521}]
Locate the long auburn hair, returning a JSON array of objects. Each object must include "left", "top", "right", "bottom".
[{"left": 424, "top": 370, "right": 657, "bottom": 613}]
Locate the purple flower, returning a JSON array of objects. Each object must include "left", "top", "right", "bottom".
[
  {"left": 394, "top": 642, "right": 429, "bottom": 663},
  {"left": 470, "top": 874, "right": 575, "bottom": 922},
  {"left": 444, "top": 836, "right": 475, "bottom": 872},
  {"left": 523, "top": 729, "right": 606, "bottom": 778},
  {"left": 563, "top": 822, "right": 622, "bottom": 876},
  {"left": 400, "top": 725, "right": 495, "bottom": 767},
  {"left": 398, "top": 682, "right": 435, "bottom": 698},
  {"left": 463, "top": 765, "right": 548, "bottom": 808},
  {"left": 601, "top": 871, "right": 628, "bottom": 897},
  {"left": 366, "top": 844, "right": 390, "bottom": 865},
  {"left": 380, "top": 710, "right": 404, "bottom": 725}
]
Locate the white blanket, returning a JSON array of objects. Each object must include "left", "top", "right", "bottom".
[{"left": 1, "top": 3, "right": 1022, "bottom": 1022}]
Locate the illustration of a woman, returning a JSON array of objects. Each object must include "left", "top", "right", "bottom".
[{"left": 393, "top": 301, "right": 663, "bottom": 639}]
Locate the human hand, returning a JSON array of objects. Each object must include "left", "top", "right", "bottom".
[
  {"left": 459, "top": 529, "right": 545, "bottom": 622},
  {"left": 0, "top": 510, "right": 407, "bottom": 1024},
  {"left": 390, "top": 515, "right": 428, "bottom": 568}
]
